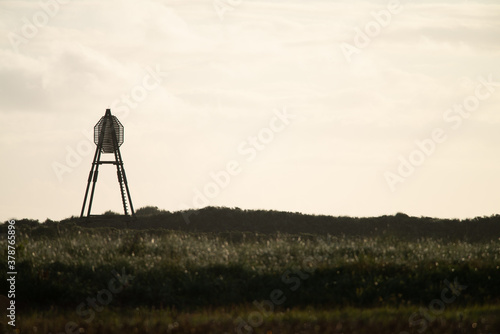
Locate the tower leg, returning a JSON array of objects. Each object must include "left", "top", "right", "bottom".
[
  {"left": 81, "top": 144, "right": 102, "bottom": 217},
  {"left": 122, "top": 167, "right": 135, "bottom": 217},
  {"left": 114, "top": 148, "right": 135, "bottom": 217},
  {"left": 111, "top": 127, "right": 135, "bottom": 217},
  {"left": 82, "top": 115, "right": 108, "bottom": 217},
  {"left": 116, "top": 162, "right": 129, "bottom": 216},
  {"left": 86, "top": 147, "right": 103, "bottom": 216},
  {"left": 86, "top": 161, "right": 101, "bottom": 216},
  {"left": 80, "top": 163, "right": 95, "bottom": 217}
]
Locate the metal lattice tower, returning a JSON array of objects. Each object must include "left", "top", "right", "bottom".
[{"left": 80, "top": 109, "right": 135, "bottom": 217}]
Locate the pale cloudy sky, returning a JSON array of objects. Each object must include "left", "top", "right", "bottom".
[{"left": 1, "top": 0, "right": 500, "bottom": 221}]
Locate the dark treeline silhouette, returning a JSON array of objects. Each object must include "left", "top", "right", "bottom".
[{"left": 6, "top": 206, "right": 500, "bottom": 241}]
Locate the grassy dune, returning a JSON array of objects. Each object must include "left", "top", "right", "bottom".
[{"left": 1, "top": 207, "right": 499, "bottom": 333}]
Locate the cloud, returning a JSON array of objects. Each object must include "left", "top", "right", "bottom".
[{"left": 0, "top": 0, "right": 500, "bottom": 220}]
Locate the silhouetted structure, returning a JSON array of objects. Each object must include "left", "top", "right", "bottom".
[{"left": 80, "top": 109, "right": 135, "bottom": 217}]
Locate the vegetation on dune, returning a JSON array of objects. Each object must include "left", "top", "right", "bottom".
[
  {"left": 2, "top": 225, "right": 500, "bottom": 309},
  {"left": 1, "top": 207, "right": 499, "bottom": 333},
  {"left": 7, "top": 206, "right": 500, "bottom": 240}
]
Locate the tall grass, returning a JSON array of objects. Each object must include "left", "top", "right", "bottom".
[{"left": 2, "top": 228, "right": 499, "bottom": 309}]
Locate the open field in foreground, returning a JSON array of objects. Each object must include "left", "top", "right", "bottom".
[
  {"left": 1, "top": 208, "right": 500, "bottom": 333},
  {"left": 11, "top": 305, "right": 500, "bottom": 334}
]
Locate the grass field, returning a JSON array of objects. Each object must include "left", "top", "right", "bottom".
[
  {"left": 13, "top": 305, "right": 500, "bottom": 333},
  {"left": 1, "top": 207, "right": 500, "bottom": 333}
]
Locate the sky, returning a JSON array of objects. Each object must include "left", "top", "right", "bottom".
[{"left": 1, "top": 0, "right": 500, "bottom": 222}]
